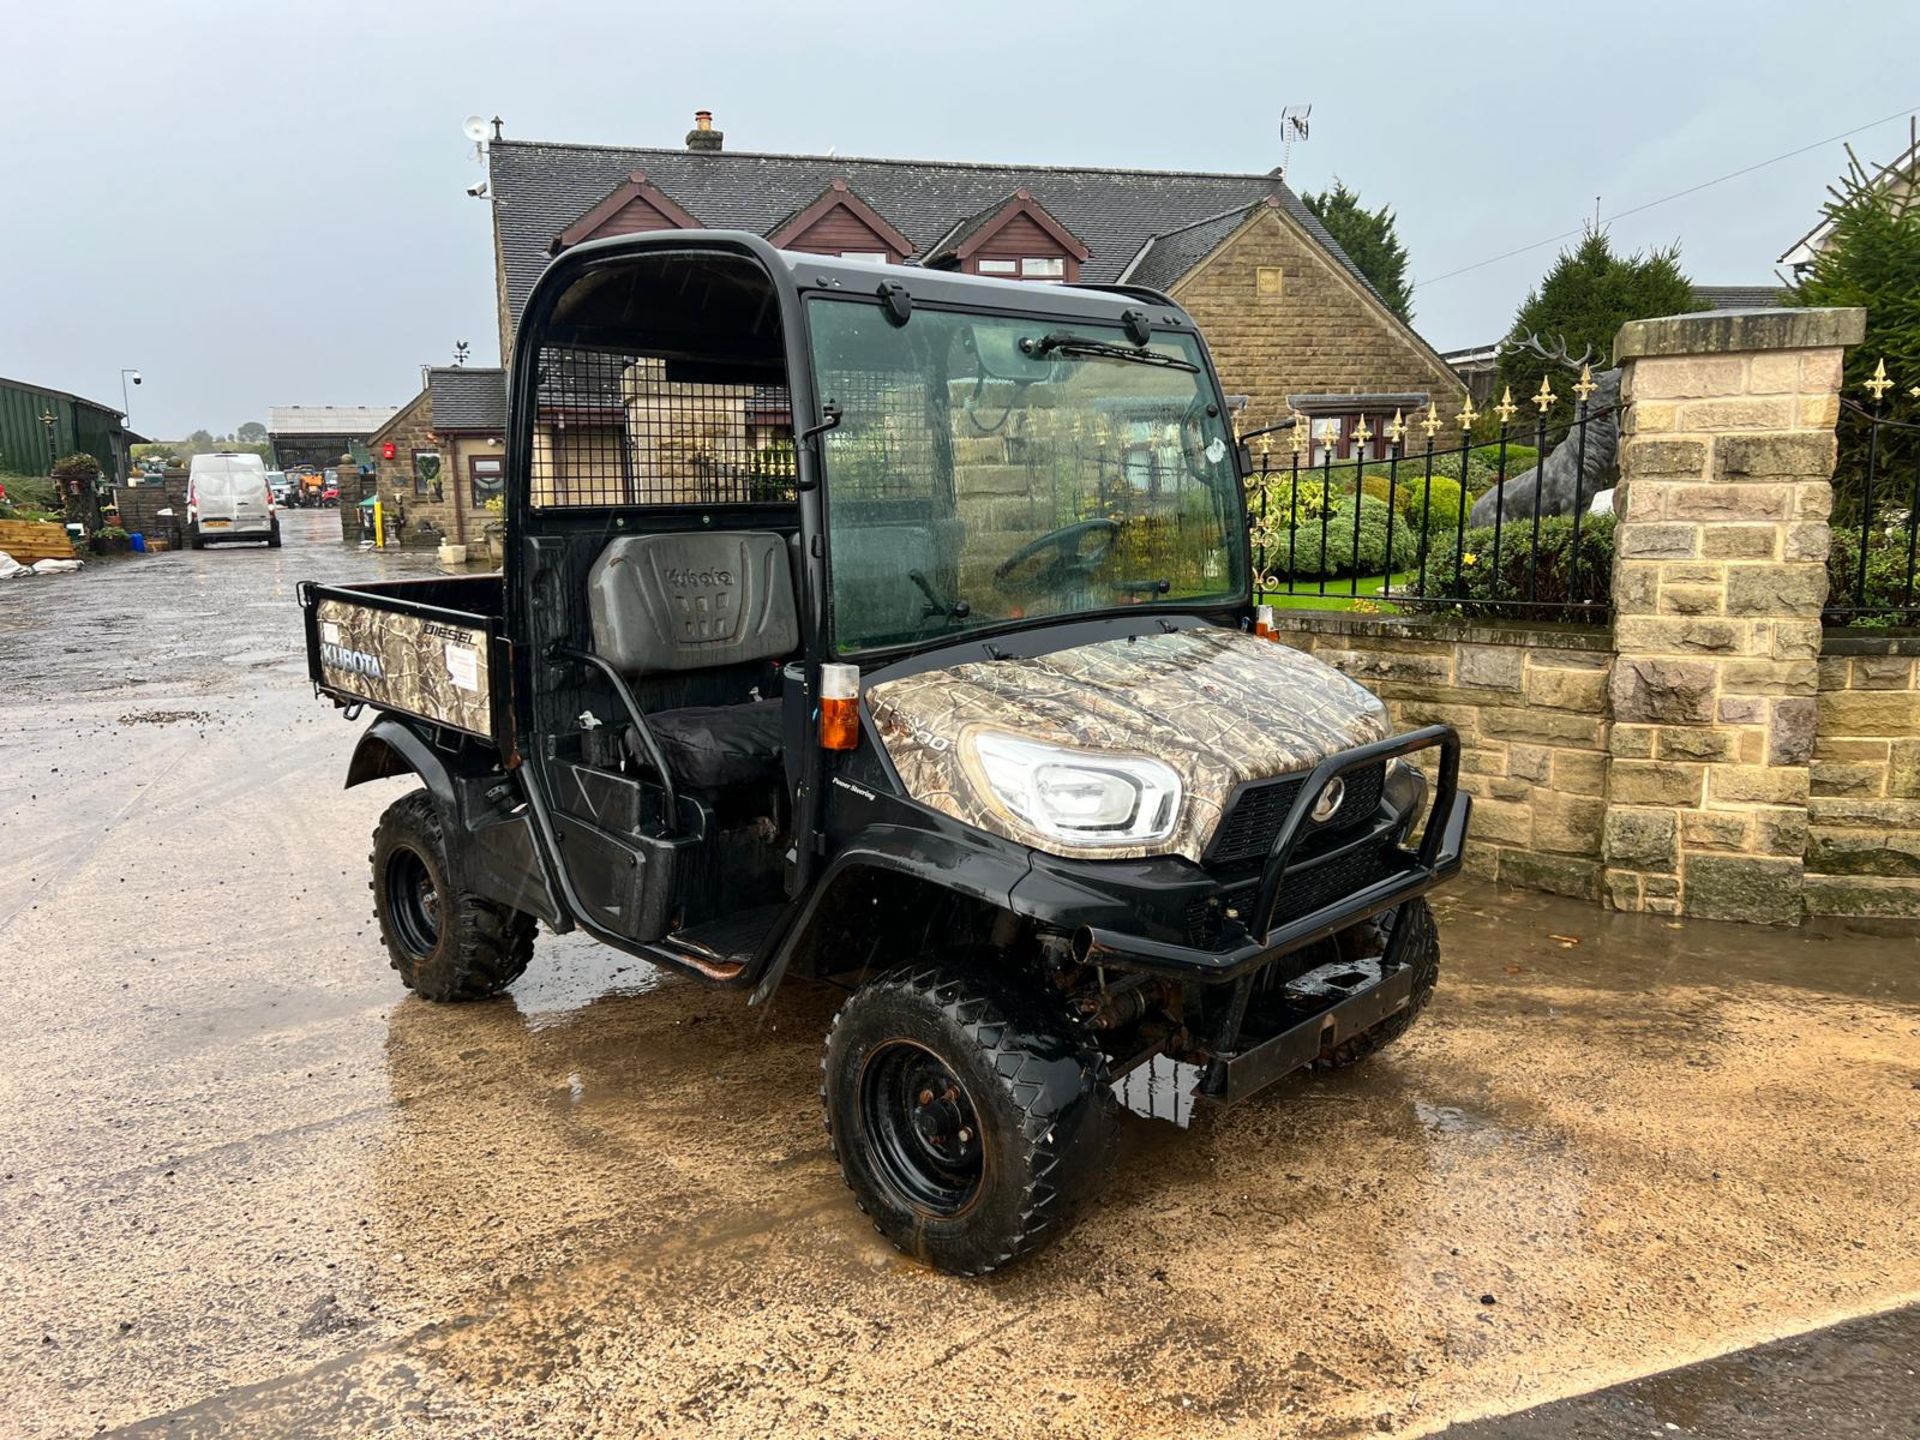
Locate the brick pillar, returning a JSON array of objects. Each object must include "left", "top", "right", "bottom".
[{"left": 1603, "top": 307, "right": 1865, "bottom": 922}]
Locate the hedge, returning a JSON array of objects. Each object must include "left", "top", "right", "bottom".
[
  {"left": 1256, "top": 495, "right": 1419, "bottom": 580},
  {"left": 1406, "top": 513, "right": 1614, "bottom": 623}
]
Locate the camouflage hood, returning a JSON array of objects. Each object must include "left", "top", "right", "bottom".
[{"left": 866, "top": 626, "right": 1389, "bottom": 862}]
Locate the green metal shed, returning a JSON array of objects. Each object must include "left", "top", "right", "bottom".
[{"left": 0, "top": 374, "right": 133, "bottom": 480}]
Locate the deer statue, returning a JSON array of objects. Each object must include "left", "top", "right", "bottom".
[{"left": 1466, "top": 334, "right": 1622, "bottom": 528}]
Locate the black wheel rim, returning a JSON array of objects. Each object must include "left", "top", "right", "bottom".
[
  {"left": 859, "top": 1040, "right": 985, "bottom": 1217},
  {"left": 385, "top": 847, "right": 440, "bottom": 957}
]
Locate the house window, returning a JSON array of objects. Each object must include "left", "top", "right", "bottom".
[
  {"left": 1309, "top": 418, "right": 1344, "bottom": 466},
  {"left": 470, "top": 454, "right": 504, "bottom": 508},
  {"left": 1020, "top": 257, "right": 1065, "bottom": 280},
  {"left": 839, "top": 251, "right": 889, "bottom": 264},
  {"left": 977, "top": 259, "right": 1018, "bottom": 275}
]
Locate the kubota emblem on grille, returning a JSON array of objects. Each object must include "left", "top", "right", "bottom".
[{"left": 1310, "top": 776, "right": 1346, "bottom": 824}]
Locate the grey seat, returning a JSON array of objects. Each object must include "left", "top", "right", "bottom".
[{"left": 587, "top": 532, "right": 798, "bottom": 788}]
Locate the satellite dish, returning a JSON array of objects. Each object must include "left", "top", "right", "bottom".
[{"left": 462, "top": 115, "right": 490, "bottom": 142}]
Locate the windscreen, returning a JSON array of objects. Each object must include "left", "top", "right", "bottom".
[{"left": 808, "top": 299, "right": 1246, "bottom": 654}]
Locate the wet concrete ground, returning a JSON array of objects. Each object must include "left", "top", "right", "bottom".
[{"left": 1, "top": 510, "right": 1917, "bottom": 1438}]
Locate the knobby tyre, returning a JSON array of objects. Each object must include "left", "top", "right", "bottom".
[
  {"left": 821, "top": 957, "right": 1118, "bottom": 1276},
  {"left": 369, "top": 788, "right": 534, "bottom": 1001}
]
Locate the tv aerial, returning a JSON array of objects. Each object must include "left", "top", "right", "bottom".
[{"left": 1279, "top": 105, "right": 1312, "bottom": 181}]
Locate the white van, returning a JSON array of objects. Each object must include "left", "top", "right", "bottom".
[{"left": 188, "top": 453, "right": 279, "bottom": 548}]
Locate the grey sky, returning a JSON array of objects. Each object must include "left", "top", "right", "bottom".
[{"left": 6, "top": 0, "right": 1916, "bottom": 439}]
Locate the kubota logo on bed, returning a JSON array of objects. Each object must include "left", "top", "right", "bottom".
[
  {"left": 664, "top": 567, "right": 733, "bottom": 589},
  {"left": 320, "top": 642, "right": 386, "bottom": 679}
]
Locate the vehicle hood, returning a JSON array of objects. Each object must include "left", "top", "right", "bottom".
[{"left": 865, "top": 625, "right": 1389, "bottom": 862}]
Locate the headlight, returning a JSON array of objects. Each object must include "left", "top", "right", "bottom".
[{"left": 969, "top": 732, "right": 1182, "bottom": 846}]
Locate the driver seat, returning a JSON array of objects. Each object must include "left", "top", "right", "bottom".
[{"left": 586, "top": 531, "right": 798, "bottom": 789}]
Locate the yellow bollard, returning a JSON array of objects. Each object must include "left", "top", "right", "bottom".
[{"left": 371, "top": 498, "right": 384, "bottom": 549}]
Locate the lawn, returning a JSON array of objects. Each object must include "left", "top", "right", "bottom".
[{"left": 1261, "top": 570, "right": 1415, "bottom": 614}]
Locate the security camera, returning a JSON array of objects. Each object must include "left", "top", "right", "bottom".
[
  {"left": 130, "top": 372, "right": 142, "bottom": 385},
  {"left": 466, "top": 181, "right": 489, "bottom": 198}
]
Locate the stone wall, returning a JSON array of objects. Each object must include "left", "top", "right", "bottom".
[
  {"left": 1270, "top": 616, "right": 1612, "bottom": 897},
  {"left": 1169, "top": 203, "right": 1465, "bottom": 428},
  {"left": 1808, "top": 635, "right": 1920, "bottom": 917},
  {"left": 1602, "top": 308, "right": 1865, "bottom": 923}
]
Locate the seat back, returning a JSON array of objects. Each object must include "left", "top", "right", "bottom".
[{"left": 587, "top": 531, "right": 798, "bottom": 675}]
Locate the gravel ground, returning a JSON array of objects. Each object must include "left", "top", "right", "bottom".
[{"left": 1, "top": 510, "right": 1917, "bottom": 1438}]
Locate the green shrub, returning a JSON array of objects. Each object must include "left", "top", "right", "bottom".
[
  {"left": 1408, "top": 513, "right": 1614, "bottom": 623},
  {"left": 1827, "top": 519, "right": 1920, "bottom": 623},
  {"left": 1259, "top": 495, "right": 1418, "bottom": 580}
]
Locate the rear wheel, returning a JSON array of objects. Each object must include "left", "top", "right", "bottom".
[
  {"left": 822, "top": 958, "right": 1117, "bottom": 1276},
  {"left": 189, "top": 522, "right": 204, "bottom": 550},
  {"left": 267, "top": 520, "right": 282, "bottom": 548},
  {"left": 370, "top": 789, "right": 534, "bottom": 1001},
  {"left": 1312, "top": 898, "right": 1441, "bottom": 1070}
]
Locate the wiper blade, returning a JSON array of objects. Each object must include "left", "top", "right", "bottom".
[{"left": 1020, "top": 332, "right": 1199, "bottom": 372}]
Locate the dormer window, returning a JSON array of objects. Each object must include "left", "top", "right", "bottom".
[{"left": 923, "top": 190, "right": 1089, "bottom": 284}]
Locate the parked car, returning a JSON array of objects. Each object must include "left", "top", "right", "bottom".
[
  {"left": 267, "top": 470, "right": 293, "bottom": 505},
  {"left": 299, "top": 233, "right": 1468, "bottom": 1275},
  {"left": 187, "top": 452, "right": 279, "bottom": 548}
]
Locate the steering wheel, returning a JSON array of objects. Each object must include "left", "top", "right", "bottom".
[{"left": 992, "top": 518, "right": 1122, "bottom": 597}]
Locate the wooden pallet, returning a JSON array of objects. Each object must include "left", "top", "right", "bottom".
[{"left": 0, "top": 520, "right": 75, "bottom": 565}]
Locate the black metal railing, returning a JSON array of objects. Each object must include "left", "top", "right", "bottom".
[
  {"left": 1241, "top": 375, "right": 1616, "bottom": 625},
  {"left": 1829, "top": 374, "right": 1920, "bottom": 626}
]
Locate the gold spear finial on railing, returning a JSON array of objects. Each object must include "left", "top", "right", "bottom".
[
  {"left": 1532, "top": 375, "right": 1557, "bottom": 414},
  {"left": 1495, "top": 385, "right": 1518, "bottom": 425},
  {"left": 1351, "top": 418, "right": 1374, "bottom": 451},
  {"left": 1386, "top": 409, "right": 1405, "bottom": 447},
  {"left": 1457, "top": 396, "right": 1478, "bottom": 432},
  {"left": 1865, "top": 358, "right": 1894, "bottom": 402},
  {"left": 1290, "top": 418, "right": 1308, "bottom": 456},
  {"left": 1422, "top": 401, "right": 1441, "bottom": 439},
  {"left": 1259, "top": 431, "right": 1273, "bottom": 457},
  {"left": 1574, "top": 363, "right": 1597, "bottom": 403}
]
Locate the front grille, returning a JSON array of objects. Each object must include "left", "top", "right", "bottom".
[
  {"left": 1272, "top": 837, "right": 1404, "bottom": 922},
  {"left": 1207, "top": 760, "right": 1388, "bottom": 869}
]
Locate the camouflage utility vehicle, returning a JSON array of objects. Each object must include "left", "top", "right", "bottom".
[{"left": 301, "top": 232, "right": 1471, "bottom": 1274}]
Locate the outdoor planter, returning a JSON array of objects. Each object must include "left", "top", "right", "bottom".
[{"left": 437, "top": 542, "right": 468, "bottom": 566}]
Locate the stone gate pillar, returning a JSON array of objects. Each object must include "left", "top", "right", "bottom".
[{"left": 1602, "top": 307, "right": 1865, "bottom": 921}]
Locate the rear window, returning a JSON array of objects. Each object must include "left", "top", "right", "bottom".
[{"left": 192, "top": 457, "right": 265, "bottom": 498}]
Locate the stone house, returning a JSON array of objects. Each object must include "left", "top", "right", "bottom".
[
  {"left": 365, "top": 368, "right": 506, "bottom": 546},
  {"left": 485, "top": 112, "right": 1464, "bottom": 461}
]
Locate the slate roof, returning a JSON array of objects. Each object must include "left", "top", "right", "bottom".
[
  {"left": 487, "top": 140, "right": 1379, "bottom": 329},
  {"left": 426, "top": 367, "right": 507, "bottom": 433},
  {"left": 1119, "top": 201, "right": 1266, "bottom": 292},
  {"left": 1690, "top": 284, "right": 1789, "bottom": 310}
]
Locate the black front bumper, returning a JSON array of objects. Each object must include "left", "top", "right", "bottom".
[{"left": 1048, "top": 725, "right": 1468, "bottom": 984}]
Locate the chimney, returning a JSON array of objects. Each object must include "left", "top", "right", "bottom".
[{"left": 685, "top": 110, "right": 723, "bottom": 153}]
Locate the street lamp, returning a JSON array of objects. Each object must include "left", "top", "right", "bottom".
[{"left": 121, "top": 368, "right": 142, "bottom": 421}]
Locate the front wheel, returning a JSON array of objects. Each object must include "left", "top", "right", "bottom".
[
  {"left": 822, "top": 959, "right": 1117, "bottom": 1276},
  {"left": 370, "top": 789, "right": 534, "bottom": 1000}
]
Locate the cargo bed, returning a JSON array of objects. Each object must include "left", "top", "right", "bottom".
[{"left": 299, "top": 574, "right": 508, "bottom": 739}]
